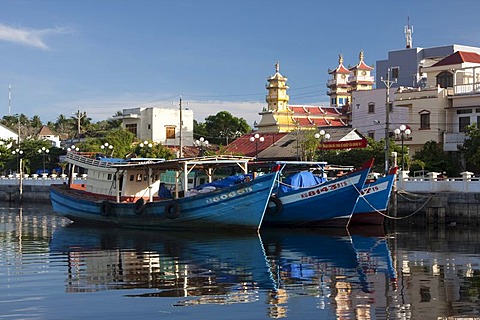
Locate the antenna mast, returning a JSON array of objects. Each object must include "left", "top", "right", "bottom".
[
  {"left": 405, "top": 17, "right": 413, "bottom": 49},
  {"left": 8, "top": 84, "right": 12, "bottom": 115}
]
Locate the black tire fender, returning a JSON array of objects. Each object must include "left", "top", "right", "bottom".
[
  {"left": 134, "top": 198, "right": 147, "bottom": 215},
  {"left": 100, "top": 200, "right": 112, "bottom": 217},
  {"left": 266, "top": 196, "right": 282, "bottom": 215},
  {"left": 165, "top": 201, "right": 181, "bottom": 219}
]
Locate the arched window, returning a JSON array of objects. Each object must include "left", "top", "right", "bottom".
[
  {"left": 436, "top": 71, "right": 453, "bottom": 88},
  {"left": 419, "top": 110, "right": 431, "bottom": 129}
]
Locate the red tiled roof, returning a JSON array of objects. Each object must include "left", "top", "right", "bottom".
[
  {"left": 349, "top": 60, "right": 374, "bottom": 71},
  {"left": 222, "top": 132, "right": 289, "bottom": 157},
  {"left": 288, "top": 105, "right": 342, "bottom": 116},
  {"left": 38, "top": 125, "right": 56, "bottom": 136},
  {"left": 329, "top": 64, "right": 350, "bottom": 74},
  {"left": 432, "top": 51, "right": 480, "bottom": 67}
]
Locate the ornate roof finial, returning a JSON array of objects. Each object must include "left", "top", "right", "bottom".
[
  {"left": 359, "top": 50, "right": 364, "bottom": 62},
  {"left": 275, "top": 61, "right": 280, "bottom": 73},
  {"left": 338, "top": 54, "right": 343, "bottom": 65}
]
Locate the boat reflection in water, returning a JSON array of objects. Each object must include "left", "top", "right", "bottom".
[
  {"left": 260, "top": 226, "right": 397, "bottom": 319},
  {"left": 50, "top": 226, "right": 272, "bottom": 303},
  {"left": 50, "top": 225, "right": 397, "bottom": 318}
]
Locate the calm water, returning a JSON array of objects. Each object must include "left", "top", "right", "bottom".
[{"left": 1, "top": 204, "right": 479, "bottom": 320}]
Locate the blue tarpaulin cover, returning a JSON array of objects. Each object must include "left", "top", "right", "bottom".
[
  {"left": 279, "top": 171, "right": 326, "bottom": 194},
  {"left": 194, "top": 174, "right": 253, "bottom": 190}
]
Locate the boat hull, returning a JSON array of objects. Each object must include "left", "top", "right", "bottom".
[
  {"left": 349, "top": 171, "right": 396, "bottom": 225},
  {"left": 262, "top": 162, "right": 371, "bottom": 228},
  {"left": 50, "top": 172, "right": 278, "bottom": 231}
]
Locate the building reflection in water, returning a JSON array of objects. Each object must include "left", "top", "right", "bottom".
[{"left": 2, "top": 206, "right": 480, "bottom": 319}]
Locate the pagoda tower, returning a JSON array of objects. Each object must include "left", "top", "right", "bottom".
[
  {"left": 256, "top": 62, "right": 295, "bottom": 133},
  {"left": 326, "top": 55, "right": 351, "bottom": 108},
  {"left": 348, "top": 50, "right": 374, "bottom": 92}
]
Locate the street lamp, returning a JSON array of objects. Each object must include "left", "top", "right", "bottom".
[
  {"left": 139, "top": 140, "right": 153, "bottom": 148},
  {"left": 394, "top": 124, "right": 411, "bottom": 171},
  {"left": 249, "top": 133, "right": 264, "bottom": 160},
  {"left": 195, "top": 137, "right": 209, "bottom": 156},
  {"left": 37, "top": 146, "right": 50, "bottom": 175},
  {"left": 314, "top": 130, "right": 331, "bottom": 160},
  {"left": 101, "top": 142, "right": 114, "bottom": 157},
  {"left": 139, "top": 140, "right": 153, "bottom": 157},
  {"left": 12, "top": 148, "right": 23, "bottom": 175},
  {"left": 67, "top": 145, "right": 79, "bottom": 152}
]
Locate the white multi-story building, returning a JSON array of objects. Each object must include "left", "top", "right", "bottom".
[
  {"left": 353, "top": 48, "right": 480, "bottom": 161},
  {"left": 116, "top": 106, "right": 194, "bottom": 148},
  {"left": 0, "top": 124, "right": 18, "bottom": 141}
]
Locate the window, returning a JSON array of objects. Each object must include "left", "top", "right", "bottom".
[
  {"left": 457, "top": 109, "right": 472, "bottom": 114},
  {"left": 368, "top": 102, "right": 375, "bottom": 113},
  {"left": 436, "top": 71, "right": 453, "bottom": 88},
  {"left": 368, "top": 131, "right": 375, "bottom": 139},
  {"left": 166, "top": 126, "right": 176, "bottom": 139},
  {"left": 391, "top": 67, "right": 399, "bottom": 79},
  {"left": 420, "top": 112, "right": 430, "bottom": 129},
  {"left": 331, "top": 98, "right": 336, "bottom": 105},
  {"left": 338, "top": 97, "right": 346, "bottom": 106},
  {"left": 459, "top": 116, "right": 470, "bottom": 132},
  {"left": 125, "top": 123, "right": 137, "bottom": 135}
]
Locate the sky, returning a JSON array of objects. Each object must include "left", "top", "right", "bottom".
[{"left": 1, "top": 0, "right": 480, "bottom": 127}]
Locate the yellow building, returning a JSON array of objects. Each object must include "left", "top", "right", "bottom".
[{"left": 256, "top": 62, "right": 350, "bottom": 133}]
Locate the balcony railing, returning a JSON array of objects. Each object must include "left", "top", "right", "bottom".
[{"left": 443, "top": 132, "right": 466, "bottom": 152}]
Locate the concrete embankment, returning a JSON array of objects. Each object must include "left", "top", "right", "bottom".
[
  {"left": 391, "top": 191, "right": 480, "bottom": 226},
  {"left": 0, "top": 184, "right": 52, "bottom": 203}
]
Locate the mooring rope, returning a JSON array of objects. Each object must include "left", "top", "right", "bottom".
[{"left": 382, "top": 191, "right": 433, "bottom": 220}]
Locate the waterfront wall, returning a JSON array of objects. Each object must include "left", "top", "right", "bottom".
[
  {"left": 393, "top": 191, "right": 480, "bottom": 227},
  {"left": 0, "top": 177, "right": 84, "bottom": 203}
]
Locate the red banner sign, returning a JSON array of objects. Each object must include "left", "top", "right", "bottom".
[{"left": 320, "top": 139, "right": 367, "bottom": 150}]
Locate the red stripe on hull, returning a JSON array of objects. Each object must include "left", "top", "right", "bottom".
[{"left": 349, "top": 211, "right": 385, "bottom": 225}]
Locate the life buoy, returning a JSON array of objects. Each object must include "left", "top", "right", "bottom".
[
  {"left": 100, "top": 200, "right": 112, "bottom": 216},
  {"left": 266, "top": 196, "right": 282, "bottom": 215},
  {"left": 134, "top": 198, "right": 147, "bottom": 215},
  {"left": 165, "top": 201, "right": 181, "bottom": 219}
]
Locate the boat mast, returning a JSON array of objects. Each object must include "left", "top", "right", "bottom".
[{"left": 179, "top": 96, "right": 183, "bottom": 158}]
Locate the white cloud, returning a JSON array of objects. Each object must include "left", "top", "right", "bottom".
[{"left": 0, "top": 24, "right": 71, "bottom": 50}]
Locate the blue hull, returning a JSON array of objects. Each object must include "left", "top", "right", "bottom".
[
  {"left": 349, "top": 171, "right": 397, "bottom": 225},
  {"left": 50, "top": 172, "right": 278, "bottom": 231},
  {"left": 262, "top": 161, "right": 372, "bottom": 228}
]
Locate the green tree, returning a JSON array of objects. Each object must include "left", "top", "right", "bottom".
[
  {"left": 412, "top": 140, "right": 461, "bottom": 176},
  {"left": 193, "top": 120, "right": 208, "bottom": 140},
  {"left": 203, "top": 111, "right": 251, "bottom": 145},
  {"left": 324, "top": 138, "right": 390, "bottom": 172},
  {"left": 133, "top": 140, "right": 175, "bottom": 159},
  {"left": 461, "top": 123, "right": 480, "bottom": 172}
]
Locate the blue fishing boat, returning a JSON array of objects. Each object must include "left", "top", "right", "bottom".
[
  {"left": 261, "top": 159, "right": 373, "bottom": 228},
  {"left": 50, "top": 152, "right": 278, "bottom": 231},
  {"left": 349, "top": 167, "right": 397, "bottom": 225}
]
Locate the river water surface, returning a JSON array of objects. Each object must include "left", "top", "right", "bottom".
[{"left": 1, "top": 204, "right": 479, "bottom": 319}]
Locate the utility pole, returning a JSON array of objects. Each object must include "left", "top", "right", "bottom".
[
  {"left": 179, "top": 96, "right": 183, "bottom": 158},
  {"left": 73, "top": 108, "right": 85, "bottom": 138},
  {"left": 381, "top": 68, "right": 397, "bottom": 175}
]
